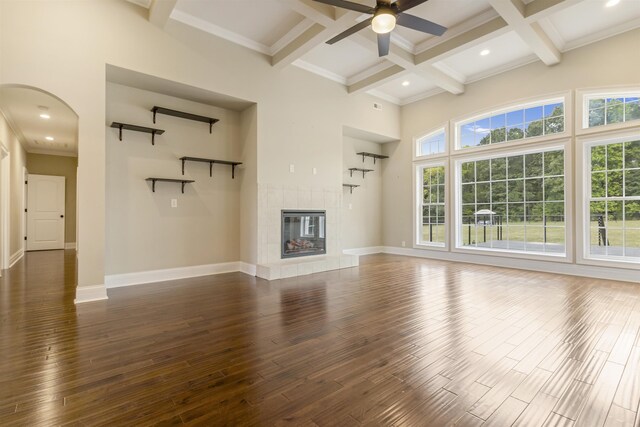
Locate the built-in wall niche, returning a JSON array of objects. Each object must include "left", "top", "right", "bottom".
[{"left": 105, "top": 80, "right": 256, "bottom": 277}]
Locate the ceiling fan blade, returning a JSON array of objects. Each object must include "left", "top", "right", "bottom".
[
  {"left": 326, "top": 17, "right": 373, "bottom": 44},
  {"left": 377, "top": 32, "right": 390, "bottom": 57},
  {"left": 396, "top": 13, "right": 447, "bottom": 36},
  {"left": 312, "top": 0, "right": 375, "bottom": 14},
  {"left": 395, "top": 0, "right": 430, "bottom": 12}
]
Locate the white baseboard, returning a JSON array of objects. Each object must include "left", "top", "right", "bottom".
[
  {"left": 74, "top": 284, "right": 108, "bottom": 304},
  {"left": 65, "top": 242, "right": 77, "bottom": 250},
  {"left": 380, "top": 246, "right": 640, "bottom": 283},
  {"left": 343, "top": 246, "right": 384, "bottom": 256},
  {"left": 239, "top": 262, "right": 257, "bottom": 276},
  {"left": 9, "top": 248, "right": 24, "bottom": 268},
  {"left": 105, "top": 261, "right": 250, "bottom": 288}
]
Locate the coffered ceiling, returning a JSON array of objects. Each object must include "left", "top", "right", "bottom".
[{"left": 131, "top": 0, "right": 640, "bottom": 105}]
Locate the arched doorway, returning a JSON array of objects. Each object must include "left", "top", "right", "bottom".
[{"left": 0, "top": 85, "right": 79, "bottom": 276}]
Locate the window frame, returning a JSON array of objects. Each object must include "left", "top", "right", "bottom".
[
  {"left": 452, "top": 92, "right": 571, "bottom": 154},
  {"left": 576, "top": 127, "right": 640, "bottom": 270},
  {"left": 576, "top": 87, "right": 640, "bottom": 136},
  {"left": 413, "top": 124, "right": 448, "bottom": 161},
  {"left": 414, "top": 160, "right": 448, "bottom": 250},
  {"left": 452, "top": 139, "right": 573, "bottom": 262}
]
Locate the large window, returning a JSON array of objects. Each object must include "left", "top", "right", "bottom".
[
  {"left": 586, "top": 95, "right": 640, "bottom": 128},
  {"left": 416, "top": 128, "right": 446, "bottom": 157},
  {"left": 418, "top": 164, "right": 445, "bottom": 246},
  {"left": 457, "top": 99, "right": 564, "bottom": 149},
  {"left": 586, "top": 139, "right": 640, "bottom": 260},
  {"left": 458, "top": 147, "right": 565, "bottom": 255}
]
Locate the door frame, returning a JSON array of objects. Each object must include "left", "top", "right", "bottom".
[{"left": 0, "top": 143, "right": 10, "bottom": 270}]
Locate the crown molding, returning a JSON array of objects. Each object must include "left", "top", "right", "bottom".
[
  {"left": 292, "top": 59, "right": 348, "bottom": 85},
  {"left": 170, "top": 9, "right": 271, "bottom": 55},
  {"left": 561, "top": 17, "right": 640, "bottom": 53},
  {"left": 399, "top": 87, "right": 446, "bottom": 106},
  {"left": 366, "top": 89, "right": 401, "bottom": 105},
  {"left": 27, "top": 148, "right": 78, "bottom": 158}
]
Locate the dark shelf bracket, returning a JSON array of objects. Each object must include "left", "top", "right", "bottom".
[
  {"left": 180, "top": 157, "right": 242, "bottom": 179},
  {"left": 146, "top": 178, "right": 195, "bottom": 194},
  {"left": 348, "top": 168, "right": 374, "bottom": 178},
  {"left": 111, "top": 122, "right": 165, "bottom": 145},
  {"left": 343, "top": 184, "right": 360, "bottom": 194},
  {"left": 356, "top": 151, "right": 389, "bottom": 164},
  {"left": 152, "top": 106, "right": 219, "bottom": 134}
]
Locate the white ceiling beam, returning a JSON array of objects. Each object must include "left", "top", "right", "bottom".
[
  {"left": 271, "top": 9, "right": 360, "bottom": 69},
  {"left": 351, "top": 31, "right": 465, "bottom": 94},
  {"left": 488, "top": 0, "right": 561, "bottom": 65},
  {"left": 149, "top": 0, "right": 177, "bottom": 28},
  {"left": 523, "top": 0, "right": 584, "bottom": 21},
  {"left": 348, "top": 64, "right": 406, "bottom": 94},
  {"left": 278, "top": 0, "right": 336, "bottom": 27}
]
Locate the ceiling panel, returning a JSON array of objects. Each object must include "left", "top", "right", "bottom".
[
  {"left": 300, "top": 39, "right": 385, "bottom": 80},
  {"left": 544, "top": 0, "right": 640, "bottom": 49},
  {"left": 393, "top": 0, "right": 493, "bottom": 46},
  {"left": 434, "top": 31, "right": 534, "bottom": 82},
  {"left": 0, "top": 87, "right": 78, "bottom": 155},
  {"left": 174, "top": 0, "right": 305, "bottom": 47},
  {"left": 370, "top": 72, "right": 439, "bottom": 103}
]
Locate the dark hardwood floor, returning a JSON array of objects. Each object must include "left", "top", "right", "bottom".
[{"left": 1, "top": 250, "right": 640, "bottom": 426}]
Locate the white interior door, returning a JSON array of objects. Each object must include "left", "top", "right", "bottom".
[{"left": 27, "top": 174, "right": 65, "bottom": 251}]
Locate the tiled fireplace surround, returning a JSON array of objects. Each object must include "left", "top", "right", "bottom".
[{"left": 256, "top": 184, "right": 359, "bottom": 280}]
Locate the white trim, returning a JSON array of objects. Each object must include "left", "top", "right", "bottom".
[
  {"left": 381, "top": 246, "right": 639, "bottom": 283},
  {"left": 576, "top": 128, "right": 640, "bottom": 270},
  {"left": 343, "top": 246, "right": 384, "bottom": 255},
  {"left": 270, "top": 18, "right": 316, "bottom": 55},
  {"left": 64, "top": 242, "right": 77, "bottom": 250},
  {"left": 366, "top": 89, "right": 401, "bottom": 105},
  {"left": 239, "top": 262, "right": 257, "bottom": 276},
  {"left": 0, "top": 145, "right": 9, "bottom": 270},
  {"left": 400, "top": 88, "right": 446, "bottom": 107},
  {"left": 413, "top": 124, "right": 448, "bottom": 160},
  {"left": 452, "top": 140, "right": 573, "bottom": 261},
  {"left": 452, "top": 91, "right": 571, "bottom": 152},
  {"left": 170, "top": 9, "right": 271, "bottom": 55},
  {"left": 575, "top": 86, "right": 640, "bottom": 136},
  {"left": 105, "top": 261, "right": 248, "bottom": 288},
  {"left": 74, "top": 285, "right": 108, "bottom": 304},
  {"left": 465, "top": 54, "right": 539, "bottom": 85},
  {"left": 562, "top": 17, "right": 640, "bottom": 53},
  {"left": 9, "top": 248, "right": 23, "bottom": 268},
  {"left": 26, "top": 148, "right": 77, "bottom": 157},
  {"left": 292, "top": 59, "right": 348, "bottom": 85}
]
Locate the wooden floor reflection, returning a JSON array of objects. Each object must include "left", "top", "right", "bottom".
[{"left": 1, "top": 251, "right": 639, "bottom": 426}]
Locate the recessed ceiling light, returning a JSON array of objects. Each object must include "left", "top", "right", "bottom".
[
  {"left": 605, "top": 0, "right": 620, "bottom": 6},
  {"left": 45, "top": 136, "right": 54, "bottom": 141},
  {"left": 39, "top": 113, "right": 50, "bottom": 119},
  {"left": 480, "top": 49, "right": 490, "bottom": 56},
  {"left": 402, "top": 80, "right": 410, "bottom": 87}
]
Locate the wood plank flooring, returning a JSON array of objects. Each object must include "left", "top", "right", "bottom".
[{"left": 1, "top": 250, "right": 640, "bottom": 426}]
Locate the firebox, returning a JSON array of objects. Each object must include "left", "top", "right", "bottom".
[{"left": 281, "top": 210, "right": 326, "bottom": 259}]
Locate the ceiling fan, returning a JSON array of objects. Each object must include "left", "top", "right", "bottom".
[{"left": 313, "top": 0, "right": 447, "bottom": 57}]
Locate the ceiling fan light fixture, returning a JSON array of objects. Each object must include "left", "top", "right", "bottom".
[{"left": 372, "top": 8, "right": 396, "bottom": 34}]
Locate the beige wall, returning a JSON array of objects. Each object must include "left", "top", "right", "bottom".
[
  {"left": 0, "top": 0, "right": 399, "bottom": 293},
  {"left": 239, "top": 105, "right": 258, "bottom": 265},
  {"left": 0, "top": 112, "right": 26, "bottom": 258},
  {"left": 342, "top": 136, "right": 383, "bottom": 249},
  {"left": 384, "top": 28, "right": 640, "bottom": 249},
  {"left": 26, "top": 154, "right": 77, "bottom": 245},
  {"left": 106, "top": 82, "right": 243, "bottom": 274}
]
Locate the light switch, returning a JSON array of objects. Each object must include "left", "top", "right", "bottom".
[
  {"left": 289, "top": 164, "right": 295, "bottom": 173},
  {"left": 171, "top": 199, "right": 178, "bottom": 208},
  {"left": 312, "top": 167, "right": 317, "bottom": 175}
]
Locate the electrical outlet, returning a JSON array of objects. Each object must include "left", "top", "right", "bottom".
[
  {"left": 171, "top": 199, "right": 177, "bottom": 208},
  {"left": 289, "top": 164, "right": 295, "bottom": 173},
  {"left": 312, "top": 167, "right": 317, "bottom": 175},
  {"left": 348, "top": 203, "right": 352, "bottom": 210},
  {"left": 401, "top": 241, "right": 406, "bottom": 247}
]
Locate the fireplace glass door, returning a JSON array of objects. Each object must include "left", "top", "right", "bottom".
[{"left": 282, "top": 210, "right": 326, "bottom": 258}]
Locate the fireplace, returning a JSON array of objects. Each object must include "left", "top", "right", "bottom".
[{"left": 282, "top": 210, "right": 326, "bottom": 259}]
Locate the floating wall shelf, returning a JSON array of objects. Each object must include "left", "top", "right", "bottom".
[
  {"left": 343, "top": 184, "right": 360, "bottom": 194},
  {"left": 146, "top": 178, "right": 195, "bottom": 193},
  {"left": 151, "top": 106, "right": 219, "bottom": 134},
  {"left": 111, "top": 122, "right": 165, "bottom": 145},
  {"left": 348, "top": 167, "right": 374, "bottom": 178},
  {"left": 356, "top": 152, "right": 389, "bottom": 164},
  {"left": 179, "top": 157, "right": 242, "bottom": 179}
]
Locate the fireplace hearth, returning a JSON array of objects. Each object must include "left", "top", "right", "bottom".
[{"left": 282, "top": 210, "right": 326, "bottom": 259}]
